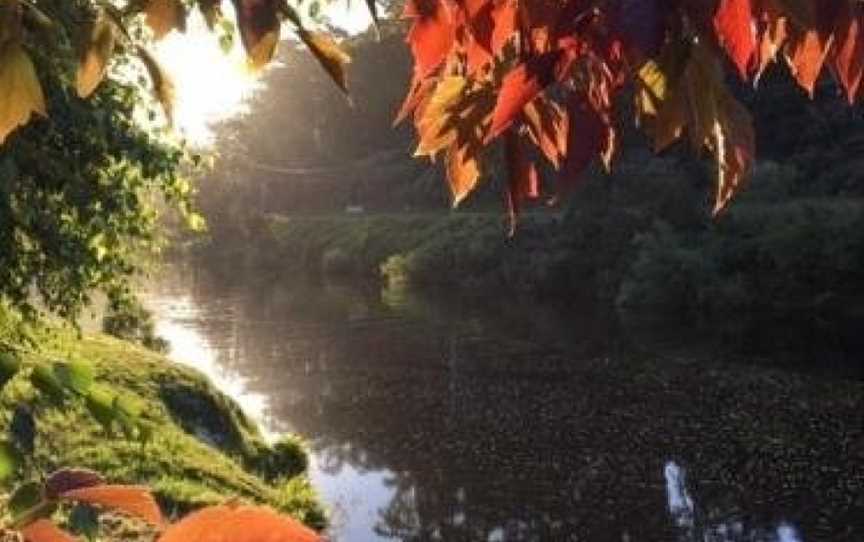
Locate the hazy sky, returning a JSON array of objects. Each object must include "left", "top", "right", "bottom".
[{"left": 154, "top": 2, "right": 372, "bottom": 146}]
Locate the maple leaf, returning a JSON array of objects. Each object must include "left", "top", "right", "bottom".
[
  {"left": 299, "top": 29, "right": 352, "bottom": 96},
  {"left": 830, "top": 2, "right": 864, "bottom": 103},
  {"left": 405, "top": 0, "right": 455, "bottom": 78},
  {"left": 0, "top": 42, "right": 46, "bottom": 145},
  {"left": 487, "top": 49, "right": 566, "bottom": 142},
  {"left": 523, "top": 95, "right": 569, "bottom": 169},
  {"left": 231, "top": 0, "right": 282, "bottom": 69},
  {"left": 714, "top": 0, "right": 757, "bottom": 79},
  {"left": 157, "top": 505, "right": 321, "bottom": 542},
  {"left": 76, "top": 13, "right": 116, "bottom": 99},
  {"left": 144, "top": 0, "right": 187, "bottom": 40},
  {"left": 446, "top": 139, "right": 482, "bottom": 206},
  {"left": 19, "top": 519, "right": 76, "bottom": 542},
  {"left": 60, "top": 485, "right": 164, "bottom": 527},
  {"left": 415, "top": 76, "right": 468, "bottom": 158}
]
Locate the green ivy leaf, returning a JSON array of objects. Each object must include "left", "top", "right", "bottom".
[
  {"left": 31, "top": 365, "right": 66, "bottom": 403},
  {"left": 0, "top": 440, "right": 21, "bottom": 481},
  {"left": 0, "top": 350, "right": 21, "bottom": 390},
  {"left": 54, "top": 361, "right": 95, "bottom": 396}
]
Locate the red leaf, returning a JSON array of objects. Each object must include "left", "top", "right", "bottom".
[
  {"left": 830, "top": 3, "right": 864, "bottom": 103},
  {"left": 488, "top": 50, "right": 566, "bottom": 142},
  {"left": 714, "top": 0, "right": 758, "bottom": 79},
  {"left": 20, "top": 520, "right": 77, "bottom": 542},
  {"left": 157, "top": 505, "right": 321, "bottom": 542},
  {"left": 61, "top": 485, "right": 164, "bottom": 527},
  {"left": 405, "top": 0, "right": 455, "bottom": 78},
  {"left": 45, "top": 468, "right": 105, "bottom": 500}
]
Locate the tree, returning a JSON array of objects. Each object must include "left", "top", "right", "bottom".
[{"left": 2, "top": 0, "right": 864, "bottom": 308}]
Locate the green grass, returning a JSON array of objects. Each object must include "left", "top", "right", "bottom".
[{"left": 0, "top": 320, "right": 326, "bottom": 530}]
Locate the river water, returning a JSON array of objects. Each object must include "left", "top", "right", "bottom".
[{"left": 142, "top": 262, "right": 864, "bottom": 542}]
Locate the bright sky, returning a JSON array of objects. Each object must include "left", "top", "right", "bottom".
[{"left": 153, "top": 3, "right": 373, "bottom": 146}]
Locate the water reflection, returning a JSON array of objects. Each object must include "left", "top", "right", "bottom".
[{"left": 142, "top": 263, "right": 864, "bottom": 541}]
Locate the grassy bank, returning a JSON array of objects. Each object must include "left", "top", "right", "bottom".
[{"left": 0, "top": 315, "right": 325, "bottom": 530}]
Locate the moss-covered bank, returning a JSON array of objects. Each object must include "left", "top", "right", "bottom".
[{"left": 0, "top": 321, "right": 325, "bottom": 530}]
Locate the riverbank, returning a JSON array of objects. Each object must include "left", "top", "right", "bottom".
[
  {"left": 202, "top": 195, "right": 864, "bottom": 319},
  {"left": 0, "top": 314, "right": 326, "bottom": 531}
]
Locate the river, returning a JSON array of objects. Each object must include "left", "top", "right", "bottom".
[{"left": 142, "top": 261, "right": 864, "bottom": 541}]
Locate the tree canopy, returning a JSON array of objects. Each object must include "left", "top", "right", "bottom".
[{"left": 1, "top": 0, "right": 864, "bottom": 319}]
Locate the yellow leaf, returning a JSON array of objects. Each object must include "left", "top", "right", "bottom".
[
  {"left": 0, "top": 42, "right": 46, "bottom": 145},
  {"left": 299, "top": 29, "right": 351, "bottom": 96},
  {"left": 77, "top": 14, "right": 116, "bottom": 99},
  {"left": 246, "top": 30, "right": 279, "bottom": 71},
  {"left": 145, "top": 0, "right": 187, "bottom": 40},
  {"left": 446, "top": 140, "right": 481, "bottom": 207},
  {"left": 414, "top": 76, "right": 467, "bottom": 158}
]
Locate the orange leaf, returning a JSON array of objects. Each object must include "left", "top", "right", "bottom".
[
  {"left": 157, "top": 505, "right": 321, "bottom": 542},
  {"left": 61, "top": 485, "right": 164, "bottom": 527},
  {"left": 405, "top": 0, "right": 455, "bottom": 78},
  {"left": 446, "top": 139, "right": 482, "bottom": 207},
  {"left": 830, "top": 3, "right": 864, "bottom": 103},
  {"left": 20, "top": 519, "right": 77, "bottom": 542},
  {"left": 714, "top": 0, "right": 757, "bottom": 79},
  {"left": 299, "top": 29, "right": 352, "bottom": 95},
  {"left": 144, "top": 0, "right": 187, "bottom": 40},
  {"left": 522, "top": 95, "right": 568, "bottom": 169},
  {"left": 231, "top": 0, "right": 281, "bottom": 69},
  {"left": 487, "top": 50, "right": 564, "bottom": 142}
]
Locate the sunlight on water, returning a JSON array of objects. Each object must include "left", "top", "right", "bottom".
[
  {"left": 150, "top": 296, "right": 276, "bottom": 438},
  {"left": 664, "top": 461, "right": 804, "bottom": 542}
]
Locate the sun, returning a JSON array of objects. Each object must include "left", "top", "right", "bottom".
[{"left": 151, "top": 3, "right": 373, "bottom": 147}]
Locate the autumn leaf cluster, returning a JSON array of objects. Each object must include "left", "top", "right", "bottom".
[{"left": 395, "top": 0, "right": 864, "bottom": 228}]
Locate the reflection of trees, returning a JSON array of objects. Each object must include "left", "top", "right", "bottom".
[{"left": 151, "top": 263, "right": 864, "bottom": 541}]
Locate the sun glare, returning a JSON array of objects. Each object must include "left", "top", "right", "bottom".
[{"left": 151, "top": 4, "right": 373, "bottom": 147}]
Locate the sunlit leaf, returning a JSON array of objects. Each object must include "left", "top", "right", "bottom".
[
  {"left": 405, "top": 0, "right": 455, "bottom": 78},
  {"left": 231, "top": 0, "right": 282, "bottom": 69},
  {"left": 198, "top": 0, "right": 223, "bottom": 29},
  {"left": 157, "top": 505, "right": 321, "bottom": 542},
  {"left": 487, "top": 50, "right": 565, "bottom": 142},
  {"left": 53, "top": 361, "right": 94, "bottom": 396},
  {"left": 20, "top": 519, "right": 76, "bottom": 542},
  {"left": 31, "top": 365, "right": 65, "bottom": 402},
  {"left": 414, "top": 76, "right": 467, "bottom": 158},
  {"left": 0, "top": 42, "right": 46, "bottom": 145},
  {"left": 61, "top": 485, "right": 164, "bottom": 527},
  {"left": 76, "top": 13, "right": 116, "bottom": 98},
  {"left": 144, "top": 0, "right": 187, "bottom": 40},
  {"left": 0, "top": 350, "right": 20, "bottom": 389},
  {"left": 714, "top": 0, "right": 757, "bottom": 79},
  {"left": 298, "top": 29, "right": 351, "bottom": 96},
  {"left": 446, "top": 140, "right": 481, "bottom": 207},
  {"left": 830, "top": 3, "right": 864, "bottom": 103},
  {"left": 0, "top": 440, "right": 21, "bottom": 481}
]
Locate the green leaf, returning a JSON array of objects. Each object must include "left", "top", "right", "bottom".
[
  {"left": 9, "top": 481, "right": 56, "bottom": 528},
  {"left": 31, "top": 365, "right": 66, "bottom": 403},
  {"left": 0, "top": 440, "right": 21, "bottom": 481},
  {"left": 53, "top": 361, "right": 95, "bottom": 396},
  {"left": 85, "top": 386, "right": 117, "bottom": 433},
  {"left": 69, "top": 503, "right": 101, "bottom": 539},
  {"left": 0, "top": 350, "right": 21, "bottom": 390}
]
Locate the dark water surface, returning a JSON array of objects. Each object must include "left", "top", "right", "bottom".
[{"left": 142, "top": 263, "right": 864, "bottom": 542}]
